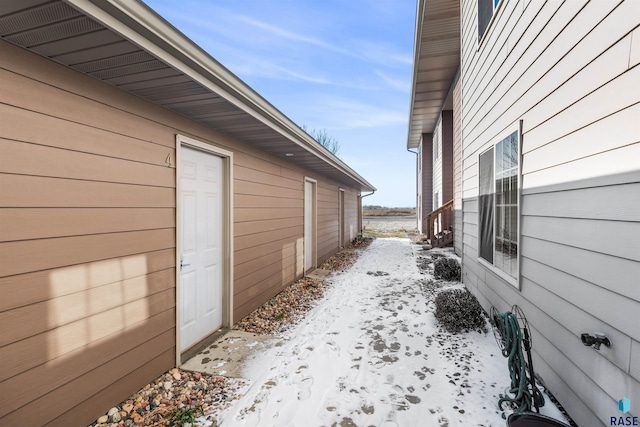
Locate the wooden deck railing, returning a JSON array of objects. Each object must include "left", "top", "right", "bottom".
[{"left": 427, "top": 199, "right": 454, "bottom": 248}]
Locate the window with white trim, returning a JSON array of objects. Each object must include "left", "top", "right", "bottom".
[
  {"left": 478, "top": 0, "right": 500, "bottom": 42},
  {"left": 478, "top": 129, "right": 519, "bottom": 280}
]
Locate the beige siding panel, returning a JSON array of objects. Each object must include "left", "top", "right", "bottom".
[
  {"left": 0, "top": 139, "right": 173, "bottom": 187},
  {"left": 0, "top": 268, "right": 174, "bottom": 348},
  {"left": 234, "top": 180, "right": 302, "bottom": 199},
  {"left": 278, "top": 164, "right": 305, "bottom": 181},
  {"left": 0, "top": 333, "right": 175, "bottom": 427},
  {"left": 235, "top": 253, "right": 296, "bottom": 295},
  {"left": 235, "top": 165, "right": 302, "bottom": 190},
  {"left": 0, "top": 174, "right": 175, "bottom": 208},
  {"left": 0, "top": 229, "right": 175, "bottom": 277},
  {"left": 234, "top": 271, "right": 289, "bottom": 320},
  {"left": 234, "top": 151, "right": 283, "bottom": 177},
  {"left": 0, "top": 208, "right": 175, "bottom": 242},
  {"left": 0, "top": 67, "right": 174, "bottom": 148},
  {"left": 0, "top": 310, "right": 173, "bottom": 408},
  {"left": 49, "top": 349, "right": 175, "bottom": 427},
  {"left": 0, "top": 248, "right": 174, "bottom": 313},
  {"left": 0, "top": 292, "right": 174, "bottom": 393},
  {"left": 0, "top": 36, "right": 367, "bottom": 427},
  {"left": 234, "top": 235, "right": 300, "bottom": 266},
  {"left": 234, "top": 226, "right": 300, "bottom": 253},
  {"left": 0, "top": 104, "right": 174, "bottom": 166},
  {"left": 235, "top": 207, "right": 301, "bottom": 223},
  {"left": 234, "top": 217, "right": 303, "bottom": 237},
  {"left": 235, "top": 231, "right": 301, "bottom": 268},
  {"left": 234, "top": 194, "right": 302, "bottom": 208},
  {"left": 235, "top": 249, "right": 290, "bottom": 281}
]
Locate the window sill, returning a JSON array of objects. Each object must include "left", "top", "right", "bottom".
[{"left": 477, "top": 257, "right": 520, "bottom": 290}]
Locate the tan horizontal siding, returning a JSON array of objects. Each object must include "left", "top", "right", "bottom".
[
  {"left": 0, "top": 268, "right": 174, "bottom": 348},
  {"left": 234, "top": 269, "right": 290, "bottom": 320},
  {"left": 234, "top": 233, "right": 302, "bottom": 266},
  {"left": 234, "top": 194, "right": 302, "bottom": 209},
  {"left": 0, "top": 248, "right": 175, "bottom": 313},
  {"left": 234, "top": 248, "right": 292, "bottom": 282},
  {"left": 234, "top": 217, "right": 303, "bottom": 237},
  {"left": 1, "top": 334, "right": 175, "bottom": 427},
  {"left": 0, "top": 294, "right": 173, "bottom": 392},
  {"left": 0, "top": 174, "right": 175, "bottom": 208},
  {"left": 0, "top": 104, "right": 175, "bottom": 166},
  {"left": 49, "top": 348, "right": 175, "bottom": 427},
  {"left": 235, "top": 207, "right": 302, "bottom": 223},
  {"left": 0, "top": 67, "right": 174, "bottom": 148},
  {"left": 234, "top": 225, "right": 300, "bottom": 253},
  {"left": 235, "top": 164, "right": 302, "bottom": 190},
  {"left": 0, "top": 208, "right": 175, "bottom": 242},
  {"left": 0, "top": 35, "right": 365, "bottom": 426},
  {"left": 0, "top": 310, "right": 173, "bottom": 413},
  {"left": 0, "top": 229, "right": 175, "bottom": 277},
  {"left": 0, "top": 138, "right": 174, "bottom": 187},
  {"left": 234, "top": 179, "right": 302, "bottom": 199},
  {"left": 235, "top": 252, "right": 297, "bottom": 295}
]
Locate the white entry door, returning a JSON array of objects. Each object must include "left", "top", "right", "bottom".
[
  {"left": 179, "top": 145, "right": 224, "bottom": 351},
  {"left": 304, "top": 180, "right": 316, "bottom": 273}
]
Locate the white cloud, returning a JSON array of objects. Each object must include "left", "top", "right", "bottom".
[
  {"left": 374, "top": 70, "right": 411, "bottom": 92},
  {"left": 312, "top": 98, "right": 408, "bottom": 129}
]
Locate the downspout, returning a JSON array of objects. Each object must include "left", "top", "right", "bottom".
[
  {"left": 360, "top": 189, "right": 376, "bottom": 237},
  {"left": 407, "top": 147, "right": 418, "bottom": 232}
]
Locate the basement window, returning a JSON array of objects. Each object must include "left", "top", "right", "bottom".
[
  {"left": 478, "top": 0, "right": 501, "bottom": 42},
  {"left": 478, "top": 126, "right": 520, "bottom": 283}
]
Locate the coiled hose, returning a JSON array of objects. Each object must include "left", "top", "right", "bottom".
[{"left": 495, "top": 312, "right": 545, "bottom": 413}]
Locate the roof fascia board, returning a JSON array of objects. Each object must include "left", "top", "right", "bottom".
[{"left": 65, "top": 0, "right": 375, "bottom": 191}]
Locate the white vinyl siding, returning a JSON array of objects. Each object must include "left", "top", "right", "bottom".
[{"left": 460, "top": 1, "right": 640, "bottom": 426}]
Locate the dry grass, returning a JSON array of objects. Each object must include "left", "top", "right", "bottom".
[{"left": 363, "top": 208, "right": 416, "bottom": 217}]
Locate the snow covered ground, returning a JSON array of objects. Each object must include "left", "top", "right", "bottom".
[{"left": 216, "top": 238, "right": 569, "bottom": 427}]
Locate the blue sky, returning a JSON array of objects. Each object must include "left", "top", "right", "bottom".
[{"left": 144, "top": 0, "right": 418, "bottom": 207}]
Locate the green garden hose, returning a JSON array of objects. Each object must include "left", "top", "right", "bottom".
[{"left": 494, "top": 311, "right": 545, "bottom": 413}]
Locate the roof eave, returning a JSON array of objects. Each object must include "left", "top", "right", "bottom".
[
  {"left": 66, "top": 0, "right": 376, "bottom": 192},
  {"left": 406, "top": 0, "right": 460, "bottom": 150}
]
